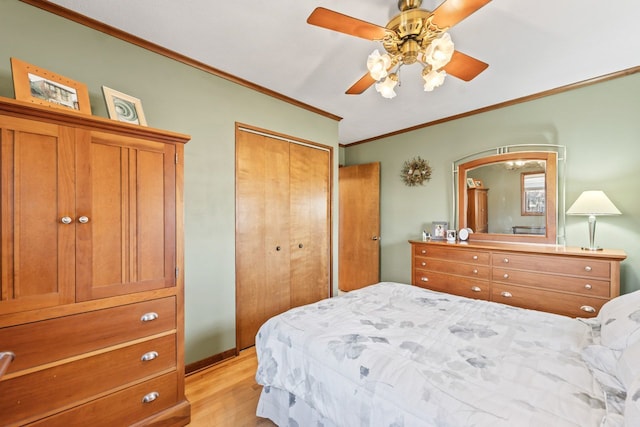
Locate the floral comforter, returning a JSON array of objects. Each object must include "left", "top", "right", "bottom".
[{"left": 255, "top": 282, "right": 621, "bottom": 426}]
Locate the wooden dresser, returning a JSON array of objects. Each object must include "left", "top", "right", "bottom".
[
  {"left": 410, "top": 240, "right": 626, "bottom": 317},
  {"left": 0, "top": 97, "right": 190, "bottom": 426}
]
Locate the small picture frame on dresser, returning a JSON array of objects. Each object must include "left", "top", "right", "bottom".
[{"left": 431, "top": 221, "right": 448, "bottom": 240}]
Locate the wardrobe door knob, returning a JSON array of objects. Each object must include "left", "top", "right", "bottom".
[
  {"left": 61, "top": 216, "right": 73, "bottom": 224},
  {"left": 276, "top": 246, "right": 281, "bottom": 251},
  {"left": 78, "top": 216, "right": 89, "bottom": 224}
]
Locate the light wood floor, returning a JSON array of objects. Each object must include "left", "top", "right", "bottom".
[{"left": 185, "top": 347, "right": 276, "bottom": 426}]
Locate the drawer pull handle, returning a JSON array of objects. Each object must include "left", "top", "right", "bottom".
[
  {"left": 472, "top": 269, "right": 478, "bottom": 274},
  {"left": 584, "top": 284, "right": 592, "bottom": 290},
  {"left": 471, "top": 286, "right": 481, "bottom": 292},
  {"left": 421, "top": 250, "right": 427, "bottom": 254},
  {"left": 0, "top": 351, "right": 16, "bottom": 379},
  {"left": 142, "top": 391, "right": 160, "bottom": 403},
  {"left": 472, "top": 255, "right": 478, "bottom": 260},
  {"left": 141, "top": 351, "right": 159, "bottom": 362},
  {"left": 503, "top": 274, "right": 509, "bottom": 279},
  {"left": 584, "top": 266, "right": 592, "bottom": 272},
  {"left": 581, "top": 305, "right": 596, "bottom": 313},
  {"left": 140, "top": 312, "right": 159, "bottom": 322},
  {"left": 420, "top": 277, "right": 429, "bottom": 282},
  {"left": 421, "top": 262, "right": 426, "bottom": 266},
  {"left": 503, "top": 258, "right": 509, "bottom": 263},
  {"left": 501, "top": 291, "right": 512, "bottom": 298}
]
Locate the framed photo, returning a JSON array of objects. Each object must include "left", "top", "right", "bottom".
[
  {"left": 431, "top": 221, "right": 448, "bottom": 240},
  {"left": 474, "top": 179, "right": 483, "bottom": 188},
  {"left": 102, "top": 86, "right": 147, "bottom": 126},
  {"left": 466, "top": 177, "right": 476, "bottom": 188},
  {"left": 10, "top": 57, "right": 91, "bottom": 114}
]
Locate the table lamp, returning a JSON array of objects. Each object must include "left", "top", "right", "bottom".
[{"left": 567, "top": 190, "right": 621, "bottom": 250}]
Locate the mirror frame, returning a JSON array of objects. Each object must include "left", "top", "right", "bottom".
[{"left": 453, "top": 145, "right": 566, "bottom": 245}]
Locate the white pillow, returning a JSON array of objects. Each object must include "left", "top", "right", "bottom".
[
  {"left": 618, "top": 340, "right": 640, "bottom": 391},
  {"left": 599, "top": 290, "right": 640, "bottom": 350}
]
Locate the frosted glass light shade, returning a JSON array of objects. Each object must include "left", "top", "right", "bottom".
[
  {"left": 423, "top": 32, "right": 454, "bottom": 70},
  {"left": 375, "top": 74, "right": 398, "bottom": 99},
  {"left": 367, "top": 50, "right": 391, "bottom": 81}
]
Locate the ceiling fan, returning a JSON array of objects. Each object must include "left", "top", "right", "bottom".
[{"left": 307, "top": 0, "right": 491, "bottom": 98}]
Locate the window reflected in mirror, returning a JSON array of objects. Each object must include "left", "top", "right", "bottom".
[{"left": 521, "top": 171, "right": 545, "bottom": 216}]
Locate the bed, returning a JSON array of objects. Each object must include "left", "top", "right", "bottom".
[{"left": 255, "top": 282, "right": 640, "bottom": 427}]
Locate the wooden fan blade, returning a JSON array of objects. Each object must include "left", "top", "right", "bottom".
[
  {"left": 307, "top": 7, "right": 388, "bottom": 41},
  {"left": 431, "top": 0, "right": 491, "bottom": 29},
  {"left": 346, "top": 72, "right": 377, "bottom": 95},
  {"left": 443, "top": 51, "right": 488, "bottom": 81}
]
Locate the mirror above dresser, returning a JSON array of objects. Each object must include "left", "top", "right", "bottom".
[{"left": 453, "top": 145, "right": 566, "bottom": 245}]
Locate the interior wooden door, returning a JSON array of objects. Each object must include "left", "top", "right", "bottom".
[
  {"left": 0, "top": 117, "right": 75, "bottom": 315},
  {"left": 339, "top": 162, "right": 380, "bottom": 292},
  {"left": 75, "top": 130, "right": 176, "bottom": 301},
  {"left": 289, "top": 143, "right": 331, "bottom": 307},
  {"left": 236, "top": 130, "right": 291, "bottom": 350}
]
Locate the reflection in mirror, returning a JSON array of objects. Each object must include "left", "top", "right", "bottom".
[{"left": 453, "top": 145, "right": 566, "bottom": 245}]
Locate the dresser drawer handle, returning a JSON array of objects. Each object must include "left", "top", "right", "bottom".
[
  {"left": 472, "top": 255, "right": 478, "bottom": 260},
  {"left": 581, "top": 305, "right": 596, "bottom": 313},
  {"left": 584, "top": 284, "right": 592, "bottom": 290},
  {"left": 584, "top": 266, "right": 592, "bottom": 272},
  {"left": 503, "top": 258, "right": 509, "bottom": 263},
  {"left": 421, "top": 262, "right": 426, "bottom": 266},
  {"left": 500, "top": 291, "right": 512, "bottom": 298},
  {"left": 503, "top": 274, "right": 509, "bottom": 279},
  {"left": 471, "top": 286, "right": 481, "bottom": 292},
  {"left": 472, "top": 269, "right": 478, "bottom": 274},
  {"left": 141, "top": 351, "right": 159, "bottom": 362},
  {"left": 421, "top": 249, "right": 427, "bottom": 254},
  {"left": 420, "top": 277, "right": 429, "bottom": 282},
  {"left": 140, "top": 312, "right": 159, "bottom": 322},
  {"left": 142, "top": 391, "right": 160, "bottom": 403}
]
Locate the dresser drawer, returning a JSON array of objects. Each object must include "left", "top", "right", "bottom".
[
  {"left": 414, "top": 270, "right": 489, "bottom": 300},
  {"left": 414, "top": 244, "right": 489, "bottom": 264},
  {"left": 0, "top": 334, "right": 176, "bottom": 426},
  {"left": 492, "top": 253, "right": 610, "bottom": 279},
  {"left": 492, "top": 267, "right": 611, "bottom": 297},
  {"left": 491, "top": 283, "right": 605, "bottom": 318},
  {"left": 415, "top": 257, "right": 490, "bottom": 280},
  {"left": 0, "top": 297, "right": 175, "bottom": 375},
  {"left": 28, "top": 372, "right": 180, "bottom": 427}
]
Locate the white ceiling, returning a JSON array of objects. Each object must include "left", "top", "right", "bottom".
[{"left": 48, "top": 0, "right": 640, "bottom": 145}]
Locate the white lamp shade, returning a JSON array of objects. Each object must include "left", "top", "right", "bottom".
[
  {"left": 567, "top": 190, "right": 621, "bottom": 216},
  {"left": 423, "top": 69, "right": 446, "bottom": 91},
  {"left": 375, "top": 74, "right": 398, "bottom": 99},
  {"left": 423, "top": 32, "right": 454, "bottom": 70},
  {"left": 367, "top": 50, "right": 391, "bottom": 81}
]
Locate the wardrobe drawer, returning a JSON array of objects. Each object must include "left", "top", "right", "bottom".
[
  {"left": 492, "top": 253, "right": 610, "bottom": 279},
  {"left": 415, "top": 257, "right": 490, "bottom": 280},
  {"left": 491, "top": 283, "right": 605, "bottom": 318},
  {"left": 414, "top": 245, "right": 489, "bottom": 264},
  {"left": 29, "top": 372, "right": 180, "bottom": 427},
  {"left": 492, "top": 267, "right": 611, "bottom": 297},
  {"left": 0, "top": 334, "right": 176, "bottom": 426},
  {"left": 413, "top": 270, "right": 489, "bottom": 300},
  {"left": 0, "top": 297, "right": 175, "bottom": 374}
]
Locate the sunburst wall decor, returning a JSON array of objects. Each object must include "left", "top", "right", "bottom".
[{"left": 401, "top": 156, "right": 432, "bottom": 186}]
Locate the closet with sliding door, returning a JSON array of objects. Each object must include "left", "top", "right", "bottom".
[{"left": 235, "top": 124, "right": 332, "bottom": 350}]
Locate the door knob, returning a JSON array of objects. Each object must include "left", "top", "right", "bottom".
[
  {"left": 78, "top": 216, "right": 89, "bottom": 224},
  {"left": 60, "top": 216, "right": 73, "bottom": 224},
  {"left": 372, "top": 236, "right": 380, "bottom": 241}
]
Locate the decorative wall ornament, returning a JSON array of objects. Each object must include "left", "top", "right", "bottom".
[{"left": 401, "top": 156, "right": 432, "bottom": 186}]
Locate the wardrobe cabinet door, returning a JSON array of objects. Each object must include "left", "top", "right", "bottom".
[
  {"left": 75, "top": 130, "right": 176, "bottom": 301},
  {"left": 0, "top": 117, "right": 75, "bottom": 315},
  {"left": 289, "top": 143, "right": 330, "bottom": 307}
]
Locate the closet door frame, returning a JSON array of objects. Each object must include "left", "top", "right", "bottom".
[{"left": 235, "top": 123, "right": 333, "bottom": 351}]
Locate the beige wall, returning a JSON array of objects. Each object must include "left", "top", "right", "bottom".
[
  {"left": 0, "top": 1, "right": 340, "bottom": 364},
  {"left": 345, "top": 73, "right": 640, "bottom": 294}
]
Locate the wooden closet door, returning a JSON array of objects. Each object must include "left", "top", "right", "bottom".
[
  {"left": 236, "top": 131, "right": 291, "bottom": 350},
  {"left": 0, "top": 118, "right": 75, "bottom": 315},
  {"left": 289, "top": 143, "right": 330, "bottom": 307},
  {"left": 75, "top": 130, "right": 176, "bottom": 301}
]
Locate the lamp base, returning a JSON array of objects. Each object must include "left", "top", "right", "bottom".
[{"left": 581, "top": 246, "right": 603, "bottom": 251}]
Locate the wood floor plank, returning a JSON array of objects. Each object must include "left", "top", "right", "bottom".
[{"left": 185, "top": 347, "right": 276, "bottom": 426}]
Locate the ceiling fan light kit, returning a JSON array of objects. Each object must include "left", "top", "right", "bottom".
[{"left": 307, "top": 0, "right": 490, "bottom": 98}]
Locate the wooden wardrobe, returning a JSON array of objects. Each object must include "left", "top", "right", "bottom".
[
  {"left": 235, "top": 124, "right": 331, "bottom": 350},
  {"left": 0, "top": 97, "right": 190, "bottom": 425},
  {"left": 467, "top": 187, "right": 489, "bottom": 233}
]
